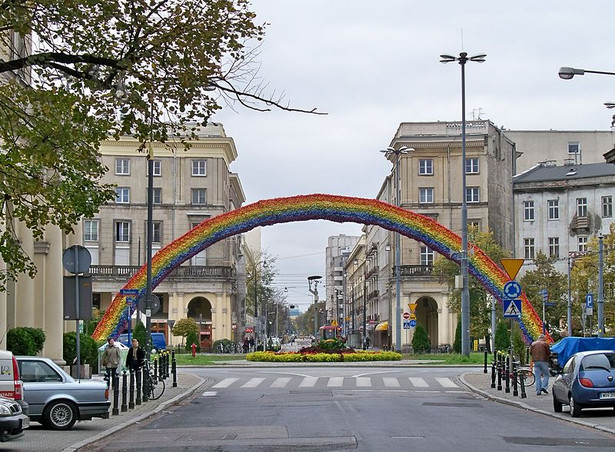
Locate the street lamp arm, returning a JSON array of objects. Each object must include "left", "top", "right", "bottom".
[{"left": 559, "top": 66, "right": 615, "bottom": 80}]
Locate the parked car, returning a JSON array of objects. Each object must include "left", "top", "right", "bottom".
[
  {"left": 0, "top": 350, "right": 28, "bottom": 413},
  {"left": 0, "top": 395, "right": 29, "bottom": 442},
  {"left": 552, "top": 350, "right": 615, "bottom": 417},
  {"left": 16, "top": 356, "right": 110, "bottom": 430}
]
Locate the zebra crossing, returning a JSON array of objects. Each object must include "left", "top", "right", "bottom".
[{"left": 210, "top": 375, "right": 460, "bottom": 391}]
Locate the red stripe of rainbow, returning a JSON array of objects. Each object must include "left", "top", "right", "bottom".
[{"left": 92, "top": 194, "right": 548, "bottom": 344}]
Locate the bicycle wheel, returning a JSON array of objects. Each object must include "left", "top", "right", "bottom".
[
  {"left": 149, "top": 377, "right": 165, "bottom": 400},
  {"left": 520, "top": 368, "right": 535, "bottom": 386}
]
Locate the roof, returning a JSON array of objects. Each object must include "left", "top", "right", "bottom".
[{"left": 514, "top": 162, "right": 615, "bottom": 184}]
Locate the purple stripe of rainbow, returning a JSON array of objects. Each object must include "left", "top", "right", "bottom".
[{"left": 92, "top": 194, "right": 548, "bottom": 344}]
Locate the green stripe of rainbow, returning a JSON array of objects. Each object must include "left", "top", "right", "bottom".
[{"left": 92, "top": 194, "right": 548, "bottom": 344}]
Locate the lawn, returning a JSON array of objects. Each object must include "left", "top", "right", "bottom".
[{"left": 173, "top": 353, "right": 248, "bottom": 366}]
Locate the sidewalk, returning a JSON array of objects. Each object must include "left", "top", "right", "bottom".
[
  {"left": 11, "top": 371, "right": 210, "bottom": 452},
  {"left": 461, "top": 371, "right": 615, "bottom": 435}
]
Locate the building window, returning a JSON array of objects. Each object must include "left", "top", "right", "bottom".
[
  {"left": 115, "top": 187, "right": 130, "bottom": 203},
  {"left": 419, "top": 159, "right": 433, "bottom": 175},
  {"left": 152, "top": 221, "right": 162, "bottom": 243},
  {"left": 115, "top": 158, "right": 130, "bottom": 175},
  {"left": 153, "top": 160, "right": 161, "bottom": 176},
  {"left": 115, "top": 221, "right": 130, "bottom": 242},
  {"left": 466, "top": 187, "right": 480, "bottom": 203},
  {"left": 420, "top": 246, "right": 435, "bottom": 266},
  {"left": 548, "top": 237, "right": 559, "bottom": 259},
  {"left": 578, "top": 236, "right": 587, "bottom": 253},
  {"left": 192, "top": 159, "right": 207, "bottom": 176},
  {"left": 153, "top": 188, "right": 162, "bottom": 205},
  {"left": 602, "top": 195, "right": 613, "bottom": 218},
  {"left": 191, "top": 188, "right": 207, "bottom": 205},
  {"left": 468, "top": 220, "right": 480, "bottom": 230},
  {"left": 465, "top": 157, "right": 479, "bottom": 174},
  {"left": 576, "top": 197, "right": 587, "bottom": 217},
  {"left": 523, "top": 200, "right": 535, "bottom": 221},
  {"left": 84, "top": 219, "right": 99, "bottom": 241},
  {"left": 568, "top": 142, "right": 580, "bottom": 154},
  {"left": 524, "top": 238, "right": 535, "bottom": 260},
  {"left": 419, "top": 187, "right": 434, "bottom": 204},
  {"left": 547, "top": 199, "right": 559, "bottom": 220}
]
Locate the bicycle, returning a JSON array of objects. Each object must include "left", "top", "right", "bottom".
[
  {"left": 515, "top": 366, "right": 535, "bottom": 386},
  {"left": 143, "top": 360, "right": 165, "bottom": 400}
]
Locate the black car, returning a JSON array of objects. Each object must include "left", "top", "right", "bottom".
[{"left": 0, "top": 395, "right": 29, "bottom": 442}]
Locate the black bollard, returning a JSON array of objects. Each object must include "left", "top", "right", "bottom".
[
  {"left": 121, "top": 372, "right": 128, "bottom": 412},
  {"left": 520, "top": 370, "right": 527, "bottom": 399},
  {"left": 172, "top": 350, "right": 177, "bottom": 388},
  {"left": 505, "top": 354, "right": 510, "bottom": 394},
  {"left": 129, "top": 370, "right": 135, "bottom": 409},
  {"left": 136, "top": 367, "right": 142, "bottom": 405},
  {"left": 154, "top": 359, "right": 158, "bottom": 382},
  {"left": 483, "top": 350, "right": 488, "bottom": 374},
  {"left": 491, "top": 360, "right": 496, "bottom": 389},
  {"left": 497, "top": 353, "right": 502, "bottom": 391},
  {"left": 112, "top": 374, "right": 120, "bottom": 415},
  {"left": 512, "top": 363, "right": 518, "bottom": 397},
  {"left": 143, "top": 365, "right": 149, "bottom": 402}
]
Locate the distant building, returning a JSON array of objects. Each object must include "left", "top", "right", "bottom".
[{"left": 325, "top": 234, "right": 359, "bottom": 327}]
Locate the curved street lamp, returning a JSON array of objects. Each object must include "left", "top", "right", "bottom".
[
  {"left": 440, "top": 51, "right": 486, "bottom": 356},
  {"left": 558, "top": 66, "right": 615, "bottom": 80}
]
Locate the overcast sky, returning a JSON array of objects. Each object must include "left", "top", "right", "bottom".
[{"left": 212, "top": 0, "right": 615, "bottom": 311}]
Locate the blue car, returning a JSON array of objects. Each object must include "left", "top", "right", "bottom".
[{"left": 552, "top": 350, "right": 615, "bottom": 417}]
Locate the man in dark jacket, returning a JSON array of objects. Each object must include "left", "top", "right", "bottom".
[
  {"left": 126, "top": 338, "right": 145, "bottom": 372},
  {"left": 530, "top": 334, "right": 551, "bottom": 396}
]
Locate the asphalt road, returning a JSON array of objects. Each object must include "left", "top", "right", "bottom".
[{"left": 87, "top": 366, "right": 615, "bottom": 451}]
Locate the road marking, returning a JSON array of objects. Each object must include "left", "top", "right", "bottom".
[
  {"left": 355, "top": 377, "right": 371, "bottom": 387},
  {"left": 383, "top": 377, "right": 400, "bottom": 388},
  {"left": 328, "top": 377, "right": 344, "bottom": 387},
  {"left": 212, "top": 378, "right": 239, "bottom": 388},
  {"left": 298, "top": 377, "right": 318, "bottom": 387},
  {"left": 435, "top": 377, "right": 458, "bottom": 388},
  {"left": 202, "top": 391, "right": 217, "bottom": 397},
  {"left": 270, "top": 377, "right": 291, "bottom": 388},
  {"left": 242, "top": 378, "right": 265, "bottom": 388},
  {"left": 409, "top": 377, "right": 429, "bottom": 388}
]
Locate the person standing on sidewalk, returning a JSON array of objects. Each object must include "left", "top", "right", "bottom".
[
  {"left": 530, "top": 334, "right": 551, "bottom": 395},
  {"left": 126, "top": 338, "right": 145, "bottom": 372},
  {"left": 102, "top": 337, "right": 121, "bottom": 382}
]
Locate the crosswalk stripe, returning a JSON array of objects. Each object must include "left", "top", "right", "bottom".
[
  {"left": 298, "top": 377, "right": 318, "bottom": 387},
  {"left": 383, "top": 377, "right": 400, "bottom": 388},
  {"left": 212, "top": 378, "right": 239, "bottom": 388},
  {"left": 241, "top": 377, "right": 265, "bottom": 388},
  {"left": 270, "top": 377, "right": 291, "bottom": 388},
  {"left": 409, "top": 377, "right": 429, "bottom": 388},
  {"left": 328, "top": 377, "right": 344, "bottom": 387},
  {"left": 356, "top": 377, "right": 371, "bottom": 387},
  {"left": 435, "top": 377, "right": 458, "bottom": 388}
]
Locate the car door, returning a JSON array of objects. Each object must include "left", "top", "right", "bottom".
[
  {"left": 19, "top": 359, "right": 64, "bottom": 418},
  {"left": 554, "top": 356, "right": 575, "bottom": 402}
]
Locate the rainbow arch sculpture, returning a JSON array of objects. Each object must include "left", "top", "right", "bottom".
[{"left": 92, "top": 194, "right": 548, "bottom": 344}]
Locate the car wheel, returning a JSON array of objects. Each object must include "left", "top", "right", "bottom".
[
  {"left": 553, "top": 394, "right": 563, "bottom": 413},
  {"left": 43, "top": 400, "right": 77, "bottom": 430},
  {"left": 569, "top": 395, "right": 582, "bottom": 417}
]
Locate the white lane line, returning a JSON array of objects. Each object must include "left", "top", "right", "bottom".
[
  {"left": 270, "top": 377, "right": 291, "bottom": 388},
  {"left": 356, "top": 377, "right": 371, "bottom": 387},
  {"left": 409, "top": 377, "right": 429, "bottom": 388},
  {"left": 202, "top": 391, "right": 217, "bottom": 397},
  {"left": 241, "top": 378, "right": 266, "bottom": 388},
  {"left": 383, "top": 377, "right": 400, "bottom": 388},
  {"left": 298, "top": 377, "right": 318, "bottom": 387},
  {"left": 328, "top": 377, "right": 344, "bottom": 387},
  {"left": 435, "top": 377, "right": 458, "bottom": 388},
  {"left": 212, "top": 378, "right": 239, "bottom": 388}
]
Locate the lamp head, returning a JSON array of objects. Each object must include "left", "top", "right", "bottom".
[
  {"left": 559, "top": 67, "right": 584, "bottom": 80},
  {"left": 439, "top": 54, "right": 456, "bottom": 63}
]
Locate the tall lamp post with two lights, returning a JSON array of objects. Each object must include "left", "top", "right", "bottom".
[
  {"left": 381, "top": 146, "right": 413, "bottom": 353},
  {"left": 308, "top": 275, "right": 322, "bottom": 338},
  {"left": 440, "top": 51, "right": 486, "bottom": 356}
]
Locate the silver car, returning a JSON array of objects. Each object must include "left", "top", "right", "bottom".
[
  {"left": 16, "top": 356, "right": 110, "bottom": 430},
  {"left": 0, "top": 395, "right": 29, "bottom": 442}
]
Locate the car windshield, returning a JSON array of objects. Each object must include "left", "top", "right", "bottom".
[{"left": 580, "top": 353, "right": 615, "bottom": 372}]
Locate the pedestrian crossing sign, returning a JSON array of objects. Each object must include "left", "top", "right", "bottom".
[{"left": 503, "top": 299, "right": 522, "bottom": 318}]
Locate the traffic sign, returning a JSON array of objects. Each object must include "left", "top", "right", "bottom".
[
  {"left": 500, "top": 258, "right": 524, "bottom": 280},
  {"left": 403, "top": 320, "right": 411, "bottom": 329},
  {"left": 120, "top": 288, "right": 140, "bottom": 295},
  {"left": 409, "top": 314, "right": 416, "bottom": 320},
  {"left": 408, "top": 303, "right": 417, "bottom": 313},
  {"left": 503, "top": 281, "right": 522, "bottom": 299},
  {"left": 586, "top": 293, "right": 594, "bottom": 315},
  {"left": 409, "top": 319, "right": 417, "bottom": 328},
  {"left": 503, "top": 299, "right": 522, "bottom": 318},
  {"left": 402, "top": 312, "right": 410, "bottom": 320},
  {"left": 540, "top": 289, "right": 548, "bottom": 302}
]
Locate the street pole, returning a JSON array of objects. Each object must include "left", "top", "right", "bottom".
[
  {"left": 394, "top": 152, "right": 402, "bottom": 353},
  {"left": 253, "top": 266, "right": 258, "bottom": 348},
  {"left": 440, "top": 51, "right": 486, "bottom": 356},
  {"left": 598, "top": 234, "right": 604, "bottom": 337},
  {"left": 145, "top": 144, "right": 154, "bottom": 360},
  {"left": 567, "top": 255, "right": 572, "bottom": 337},
  {"left": 363, "top": 264, "right": 367, "bottom": 350}
]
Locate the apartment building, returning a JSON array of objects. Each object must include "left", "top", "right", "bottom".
[
  {"left": 88, "top": 123, "right": 245, "bottom": 350},
  {"left": 325, "top": 234, "right": 359, "bottom": 327}
]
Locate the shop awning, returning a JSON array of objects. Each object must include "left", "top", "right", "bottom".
[{"left": 375, "top": 321, "right": 388, "bottom": 331}]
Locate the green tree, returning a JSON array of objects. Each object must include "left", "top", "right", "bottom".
[
  {"left": 63, "top": 332, "right": 98, "bottom": 366},
  {"left": 494, "top": 322, "right": 510, "bottom": 352},
  {"left": 0, "top": 1, "right": 321, "bottom": 292},
  {"left": 433, "top": 227, "right": 509, "bottom": 343},
  {"left": 6, "top": 327, "right": 46, "bottom": 355},
  {"left": 453, "top": 320, "right": 462, "bottom": 353},
  {"left": 133, "top": 323, "right": 148, "bottom": 350},
  {"left": 411, "top": 325, "right": 431, "bottom": 354},
  {"left": 186, "top": 331, "right": 200, "bottom": 352},
  {"left": 519, "top": 251, "right": 567, "bottom": 334},
  {"left": 171, "top": 318, "right": 199, "bottom": 346}
]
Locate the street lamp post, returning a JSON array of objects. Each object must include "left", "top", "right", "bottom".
[
  {"left": 440, "top": 51, "right": 486, "bottom": 356},
  {"left": 145, "top": 144, "right": 154, "bottom": 360},
  {"left": 598, "top": 234, "right": 604, "bottom": 337},
  {"left": 558, "top": 67, "right": 615, "bottom": 79},
  {"left": 308, "top": 275, "right": 322, "bottom": 338},
  {"left": 381, "top": 146, "right": 413, "bottom": 353}
]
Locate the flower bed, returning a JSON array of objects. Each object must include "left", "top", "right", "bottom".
[{"left": 246, "top": 349, "right": 402, "bottom": 363}]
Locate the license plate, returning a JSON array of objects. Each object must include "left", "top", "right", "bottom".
[{"left": 599, "top": 392, "right": 615, "bottom": 399}]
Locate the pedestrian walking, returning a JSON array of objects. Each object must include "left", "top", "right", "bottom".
[
  {"left": 530, "top": 334, "right": 551, "bottom": 396},
  {"left": 102, "top": 337, "right": 121, "bottom": 381},
  {"left": 126, "top": 338, "right": 145, "bottom": 372}
]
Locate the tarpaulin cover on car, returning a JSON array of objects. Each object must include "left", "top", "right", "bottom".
[{"left": 550, "top": 337, "right": 615, "bottom": 369}]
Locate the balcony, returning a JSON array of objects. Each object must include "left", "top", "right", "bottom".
[
  {"left": 89, "top": 265, "right": 235, "bottom": 282},
  {"left": 398, "top": 265, "right": 433, "bottom": 277},
  {"left": 571, "top": 215, "right": 590, "bottom": 232}
]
